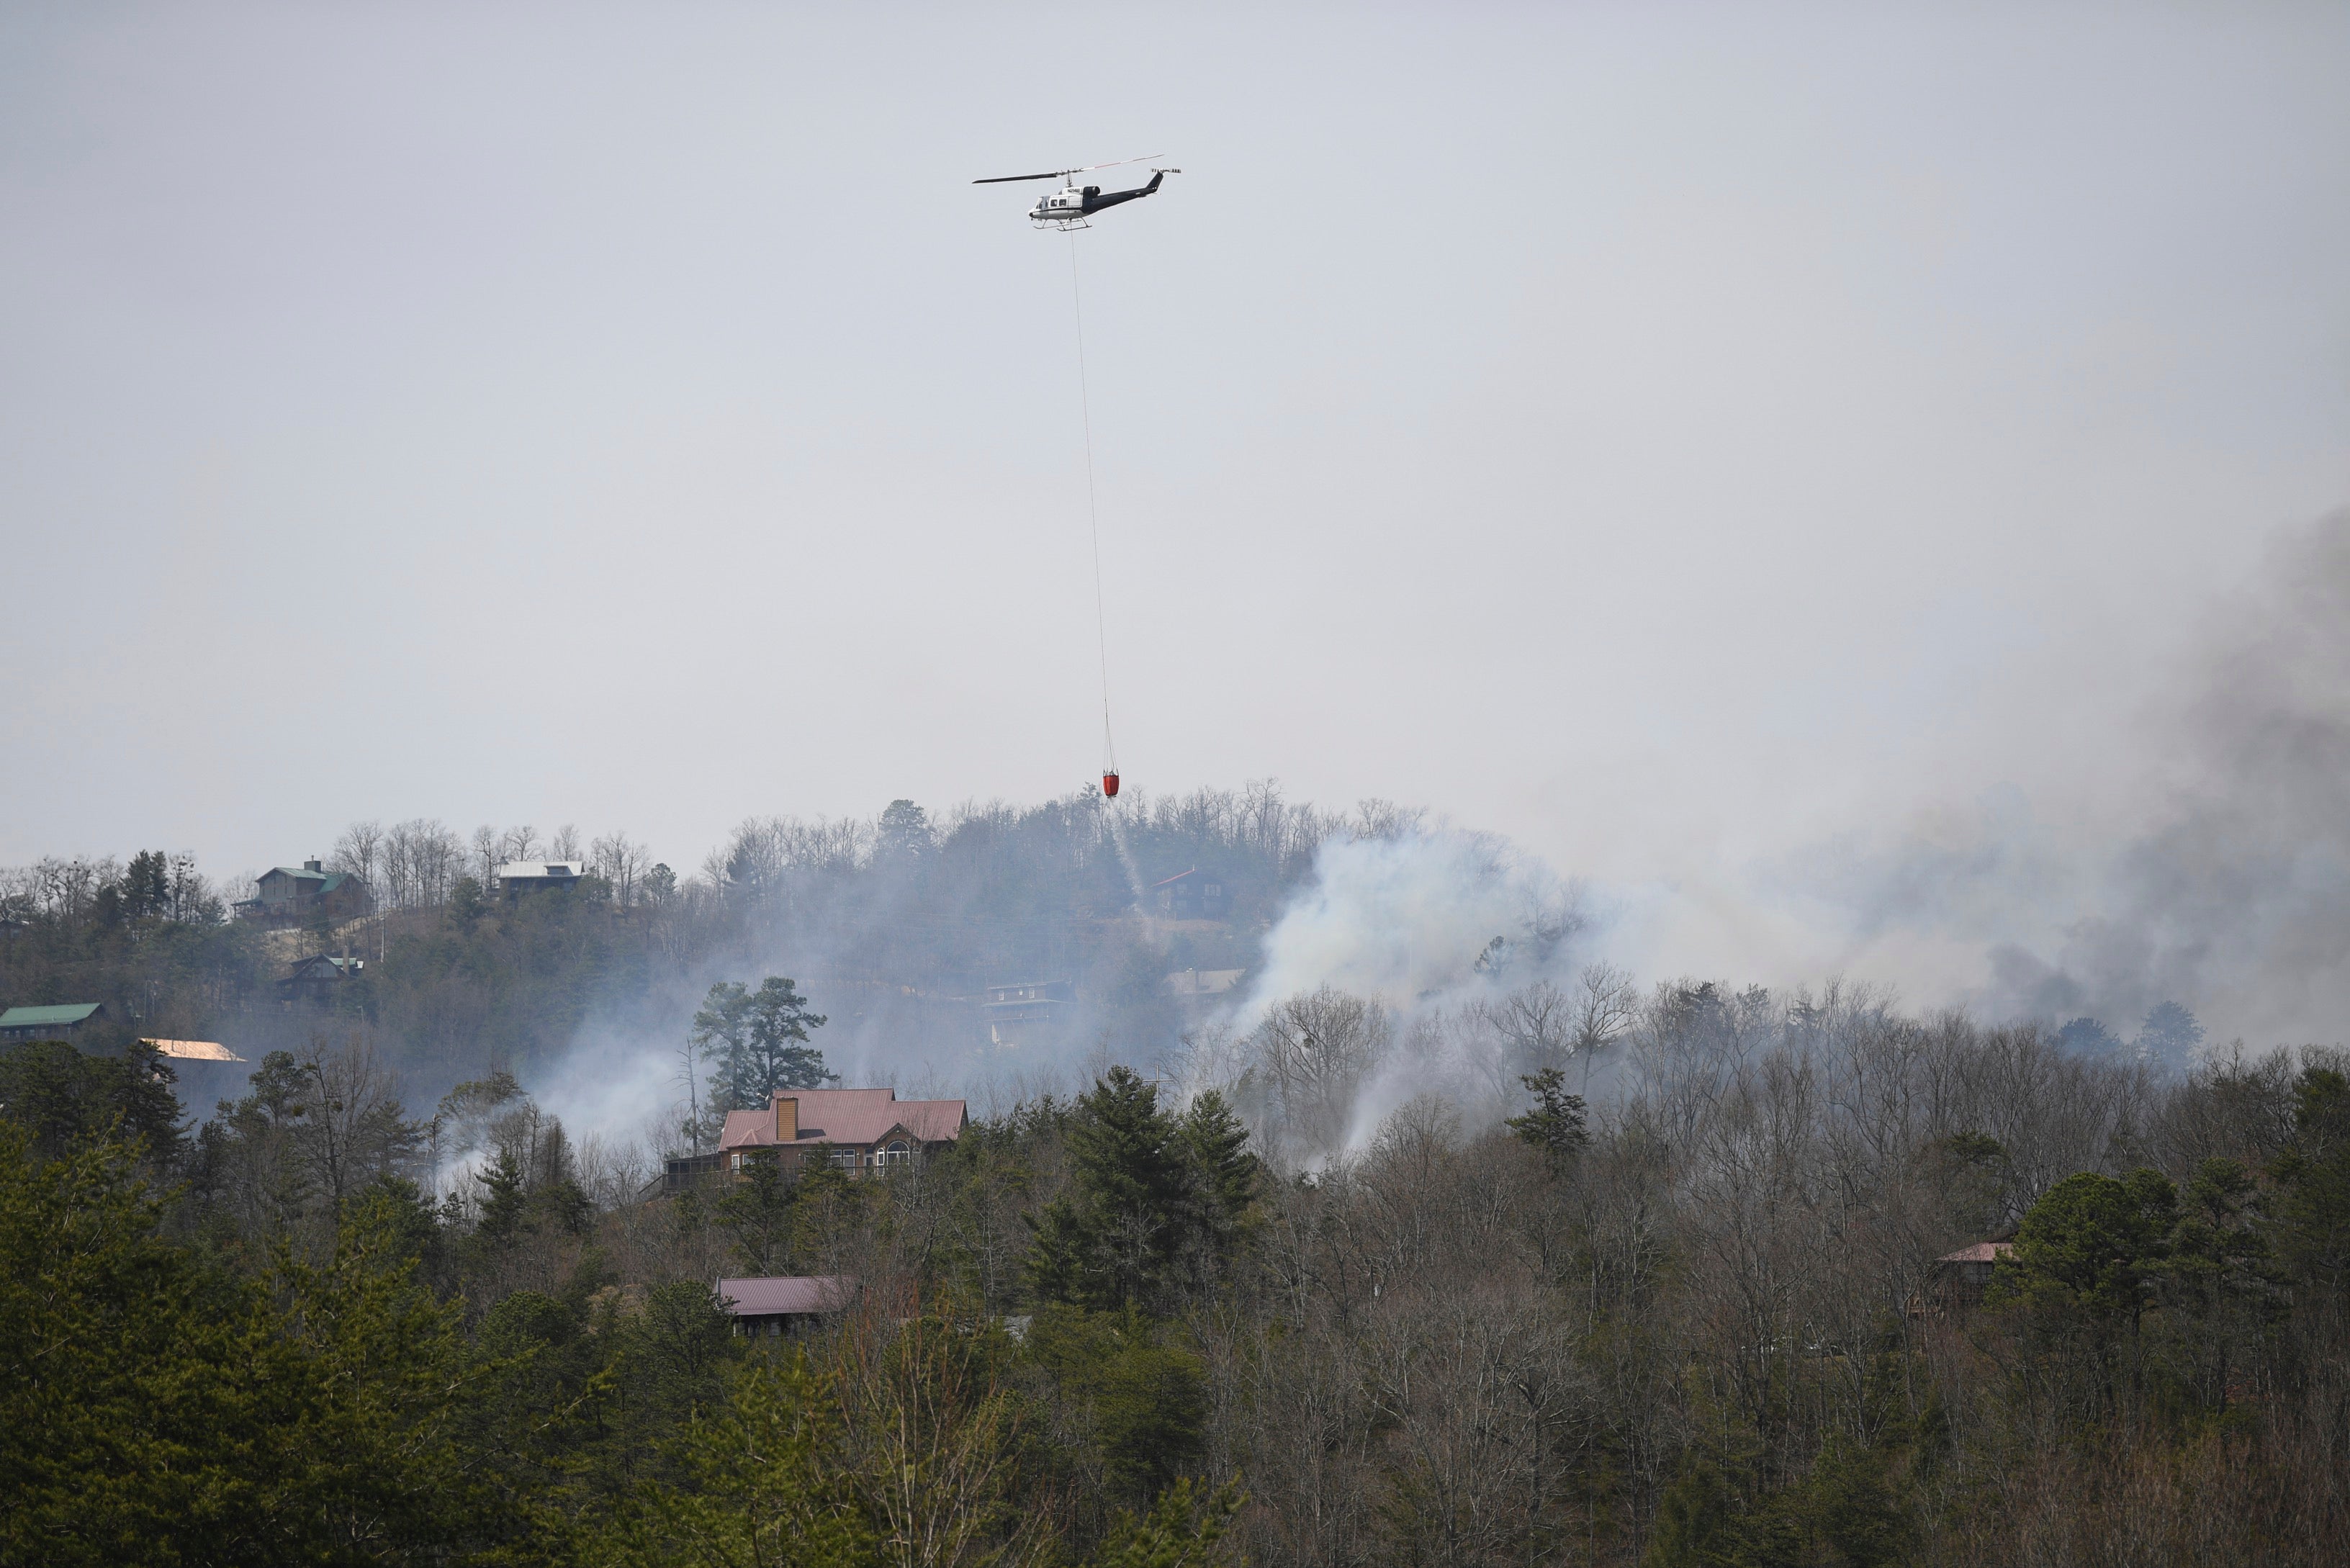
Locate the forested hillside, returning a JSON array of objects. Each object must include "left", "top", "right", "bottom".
[
  {"left": 0, "top": 783, "right": 1382, "bottom": 1108},
  {"left": 9, "top": 787, "right": 2350, "bottom": 1563},
  {"left": 5, "top": 981, "right": 2349, "bottom": 1565}
]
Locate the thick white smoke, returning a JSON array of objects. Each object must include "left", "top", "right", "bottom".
[{"left": 1231, "top": 829, "right": 1580, "bottom": 1025}]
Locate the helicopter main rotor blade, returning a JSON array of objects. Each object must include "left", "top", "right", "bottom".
[{"left": 973, "top": 153, "right": 1166, "bottom": 184}]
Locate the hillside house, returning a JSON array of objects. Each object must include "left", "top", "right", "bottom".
[
  {"left": 0, "top": 1002, "right": 106, "bottom": 1043},
  {"left": 1163, "top": 968, "right": 1244, "bottom": 1016},
  {"left": 235, "top": 861, "right": 373, "bottom": 926},
  {"left": 981, "top": 981, "right": 1073, "bottom": 1050},
  {"left": 716, "top": 1275, "right": 857, "bottom": 1337},
  {"left": 1909, "top": 1241, "right": 2017, "bottom": 1317},
  {"left": 713, "top": 1086, "right": 968, "bottom": 1178},
  {"left": 1150, "top": 868, "right": 1228, "bottom": 919},
  {"left": 278, "top": 953, "right": 363, "bottom": 1002},
  {"left": 496, "top": 861, "right": 585, "bottom": 900}
]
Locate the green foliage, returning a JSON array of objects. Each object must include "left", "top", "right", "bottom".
[
  {"left": 1644, "top": 1459, "right": 1734, "bottom": 1567},
  {"left": 714, "top": 1148, "right": 798, "bottom": 1273},
  {"left": 693, "top": 977, "right": 832, "bottom": 1115},
  {"left": 876, "top": 798, "right": 934, "bottom": 862},
  {"left": 1025, "top": 1070, "right": 1261, "bottom": 1312},
  {"left": 1175, "top": 1089, "right": 1261, "bottom": 1264},
  {"left": 1025, "top": 1306, "right": 1210, "bottom": 1507},
  {"left": 1505, "top": 1066, "right": 1590, "bottom": 1174},
  {"left": 451, "top": 873, "right": 490, "bottom": 921},
  {"left": 1643, "top": 1440, "right": 1912, "bottom": 1568},
  {"left": 0, "top": 1038, "right": 182, "bottom": 1162},
  {"left": 2167, "top": 1156, "right": 2276, "bottom": 1306},
  {"left": 2269, "top": 1065, "right": 2350, "bottom": 1307},
  {"left": 0, "top": 1125, "right": 505, "bottom": 1565},
  {"left": 1998, "top": 1168, "right": 2181, "bottom": 1326},
  {"left": 611, "top": 1353, "right": 878, "bottom": 1568},
  {"left": 607, "top": 1280, "right": 740, "bottom": 1461},
  {"left": 377, "top": 885, "right": 652, "bottom": 1081},
  {"left": 1091, "top": 1477, "right": 1245, "bottom": 1568}
]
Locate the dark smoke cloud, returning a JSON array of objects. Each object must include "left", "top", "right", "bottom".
[{"left": 1807, "top": 513, "right": 2350, "bottom": 1058}]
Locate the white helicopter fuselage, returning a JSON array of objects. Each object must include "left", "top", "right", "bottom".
[{"left": 1030, "top": 184, "right": 1089, "bottom": 224}]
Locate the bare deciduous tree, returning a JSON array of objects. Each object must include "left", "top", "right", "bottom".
[{"left": 1251, "top": 986, "right": 1394, "bottom": 1163}]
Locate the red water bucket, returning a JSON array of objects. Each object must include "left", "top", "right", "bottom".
[{"left": 1102, "top": 772, "right": 1121, "bottom": 798}]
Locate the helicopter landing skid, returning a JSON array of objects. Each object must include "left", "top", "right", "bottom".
[{"left": 1032, "top": 217, "right": 1092, "bottom": 232}]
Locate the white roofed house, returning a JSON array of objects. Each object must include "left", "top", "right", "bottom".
[{"left": 495, "top": 861, "right": 585, "bottom": 900}]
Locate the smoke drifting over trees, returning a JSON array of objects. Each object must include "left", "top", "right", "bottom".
[
  {"left": 9, "top": 525, "right": 2350, "bottom": 1561},
  {"left": 1788, "top": 511, "right": 2350, "bottom": 1060}
]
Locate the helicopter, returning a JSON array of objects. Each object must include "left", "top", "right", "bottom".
[{"left": 973, "top": 154, "right": 1180, "bottom": 230}]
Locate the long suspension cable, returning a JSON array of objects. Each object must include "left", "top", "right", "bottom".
[{"left": 1067, "top": 230, "right": 1116, "bottom": 775}]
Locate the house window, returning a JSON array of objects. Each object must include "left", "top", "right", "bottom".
[
  {"left": 829, "top": 1148, "right": 858, "bottom": 1171},
  {"left": 731, "top": 1153, "right": 742, "bottom": 1171},
  {"left": 880, "top": 1141, "right": 910, "bottom": 1167}
]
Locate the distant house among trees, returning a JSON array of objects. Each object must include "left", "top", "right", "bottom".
[
  {"left": 1150, "top": 868, "right": 1228, "bottom": 919},
  {"left": 235, "top": 860, "right": 373, "bottom": 926},
  {"left": 495, "top": 860, "right": 585, "bottom": 900},
  {"left": 1914, "top": 1240, "right": 2017, "bottom": 1315},
  {"left": 981, "top": 980, "right": 1073, "bottom": 1049},
  {"left": 1163, "top": 968, "right": 1243, "bottom": 1001},
  {"left": 277, "top": 953, "right": 363, "bottom": 1002},
  {"left": 714, "top": 1274, "right": 857, "bottom": 1338},
  {"left": 0, "top": 1002, "right": 106, "bottom": 1043},
  {"left": 1163, "top": 968, "right": 1245, "bottom": 1019}
]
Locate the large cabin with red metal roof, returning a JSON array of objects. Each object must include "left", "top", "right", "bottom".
[{"left": 716, "top": 1086, "right": 968, "bottom": 1178}]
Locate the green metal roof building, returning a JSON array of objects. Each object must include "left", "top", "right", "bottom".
[{"left": 0, "top": 1002, "right": 107, "bottom": 1042}]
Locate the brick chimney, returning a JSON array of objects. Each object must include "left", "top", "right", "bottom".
[{"left": 772, "top": 1094, "right": 798, "bottom": 1141}]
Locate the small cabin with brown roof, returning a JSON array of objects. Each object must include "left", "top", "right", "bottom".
[
  {"left": 1912, "top": 1241, "right": 2017, "bottom": 1316},
  {"left": 716, "top": 1274, "right": 857, "bottom": 1338},
  {"left": 713, "top": 1086, "right": 967, "bottom": 1179}
]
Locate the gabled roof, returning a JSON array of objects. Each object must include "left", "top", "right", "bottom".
[
  {"left": 143, "top": 1039, "right": 244, "bottom": 1062},
  {"left": 0, "top": 1002, "right": 104, "bottom": 1028},
  {"left": 720, "top": 1087, "right": 968, "bottom": 1151},
  {"left": 259, "top": 867, "right": 357, "bottom": 893},
  {"left": 498, "top": 861, "right": 583, "bottom": 880},
  {"left": 1163, "top": 968, "right": 1244, "bottom": 997},
  {"left": 715, "top": 1275, "right": 856, "bottom": 1316},
  {"left": 1938, "top": 1242, "right": 2015, "bottom": 1264}
]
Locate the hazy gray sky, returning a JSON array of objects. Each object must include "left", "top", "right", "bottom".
[{"left": 4, "top": 4, "right": 2346, "bottom": 996}]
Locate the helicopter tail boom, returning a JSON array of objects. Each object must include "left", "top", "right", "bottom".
[{"left": 1080, "top": 168, "right": 1177, "bottom": 214}]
